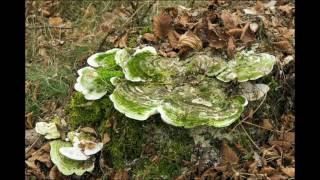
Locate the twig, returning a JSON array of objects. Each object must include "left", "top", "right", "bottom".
[
  {"left": 26, "top": 25, "right": 73, "bottom": 29},
  {"left": 25, "top": 136, "right": 42, "bottom": 153},
  {"left": 240, "top": 124, "right": 261, "bottom": 151},
  {"left": 242, "top": 121, "right": 282, "bottom": 133},
  {"left": 230, "top": 94, "right": 267, "bottom": 132}
]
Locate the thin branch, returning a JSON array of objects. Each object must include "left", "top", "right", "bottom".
[
  {"left": 25, "top": 136, "right": 42, "bottom": 153},
  {"left": 240, "top": 124, "right": 261, "bottom": 151},
  {"left": 242, "top": 121, "right": 282, "bottom": 133},
  {"left": 230, "top": 94, "right": 267, "bottom": 132}
]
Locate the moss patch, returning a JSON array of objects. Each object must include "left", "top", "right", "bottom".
[{"left": 67, "top": 92, "right": 113, "bottom": 127}]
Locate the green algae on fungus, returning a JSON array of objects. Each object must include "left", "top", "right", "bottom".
[
  {"left": 75, "top": 46, "right": 276, "bottom": 128},
  {"left": 50, "top": 140, "right": 95, "bottom": 176},
  {"left": 216, "top": 50, "right": 276, "bottom": 82}
]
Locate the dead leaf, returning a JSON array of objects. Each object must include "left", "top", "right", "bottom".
[
  {"left": 26, "top": 143, "right": 52, "bottom": 176},
  {"left": 25, "top": 112, "right": 34, "bottom": 129},
  {"left": 168, "top": 30, "right": 180, "bottom": 49},
  {"left": 278, "top": 4, "right": 294, "bottom": 15},
  {"left": 227, "top": 37, "right": 236, "bottom": 57},
  {"left": 102, "top": 132, "right": 111, "bottom": 144},
  {"left": 178, "top": 31, "right": 202, "bottom": 50},
  {"left": 281, "top": 167, "right": 295, "bottom": 177},
  {"left": 201, "top": 167, "right": 218, "bottom": 179},
  {"left": 269, "top": 174, "right": 288, "bottom": 180},
  {"left": 222, "top": 142, "right": 239, "bottom": 164},
  {"left": 153, "top": 14, "right": 172, "bottom": 38},
  {"left": 48, "top": 17, "right": 63, "bottom": 26},
  {"left": 114, "top": 32, "right": 128, "bottom": 48},
  {"left": 262, "top": 119, "right": 273, "bottom": 129},
  {"left": 272, "top": 41, "right": 294, "bottom": 54},
  {"left": 143, "top": 33, "right": 156, "bottom": 42},
  {"left": 221, "top": 11, "right": 239, "bottom": 29},
  {"left": 240, "top": 22, "right": 255, "bottom": 43},
  {"left": 179, "top": 15, "right": 189, "bottom": 27},
  {"left": 81, "top": 127, "right": 97, "bottom": 136},
  {"left": 113, "top": 170, "right": 129, "bottom": 180},
  {"left": 269, "top": 140, "right": 291, "bottom": 149},
  {"left": 166, "top": 51, "right": 177, "bottom": 58}
]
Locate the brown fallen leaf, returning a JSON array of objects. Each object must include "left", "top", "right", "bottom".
[
  {"left": 221, "top": 10, "right": 239, "bottom": 29},
  {"left": 283, "top": 132, "right": 295, "bottom": 144},
  {"left": 25, "top": 112, "right": 34, "bottom": 129},
  {"left": 222, "top": 142, "right": 239, "bottom": 164},
  {"left": 114, "top": 32, "right": 128, "bottom": 48},
  {"left": 165, "top": 51, "right": 177, "bottom": 58},
  {"left": 143, "top": 33, "right": 156, "bottom": 42},
  {"left": 272, "top": 41, "right": 294, "bottom": 54},
  {"left": 281, "top": 167, "right": 295, "bottom": 177},
  {"left": 201, "top": 167, "right": 218, "bottom": 179},
  {"left": 113, "top": 170, "right": 129, "bottom": 180},
  {"left": 153, "top": 14, "right": 172, "bottom": 38},
  {"left": 278, "top": 4, "right": 294, "bottom": 16},
  {"left": 269, "top": 140, "right": 291, "bottom": 149},
  {"left": 168, "top": 30, "right": 180, "bottom": 49},
  {"left": 227, "top": 37, "right": 236, "bottom": 57},
  {"left": 179, "top": 15, "right": 189, "bottom": 27},
  {"left": 26, "top": 143, "right": 51, "bottom": 168},
  {"left": 41, "top": 9, "right": 51, "bottom": 17},
  {"left": 178, "top": 31, "right": 202, "bottom": 50},
  {"left": 48, "top": 17, "right": 63, "bottom": 26}
]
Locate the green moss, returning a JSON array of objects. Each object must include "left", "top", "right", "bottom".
[
  {"left": 104, "top": 115, "right": 146, "bottom": 169},
  {"left": 133, "top": 158, "right": 181, "bottom": 180},
  {"left": 128, "top": 35, "right": 139, "bottom": 48},
  {"left": 66, "top": 92, "right": 113, "bottom": 127}
]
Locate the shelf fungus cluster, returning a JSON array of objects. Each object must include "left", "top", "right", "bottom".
[
  {"left": 75, "top": 46, "right": 276, "bottom": 128},
  {"left": 35, "top": 122, "right": 103, "bottom": 176}
]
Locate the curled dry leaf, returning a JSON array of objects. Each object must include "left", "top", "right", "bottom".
[
  {"left": 153, "top": 14, "right": 172, "bottom": 38},
  {"left": 220, "top": 10, "right": 239, "bottom": 29},
  {"left": 168, "top": 30, "right": 180, "bottom": 49},
  {"left": 227, "top": 28, "right": 243, "bottom": 39},
  {"left": 26, "top": 143, "right": 52, "bottom": 175},
  {"left": 179, "top": 15, "right": 189, "bottom": 27},
  {"left": 143, "top": 33, "right": 156, "bottom": 42},
  {"left": 262, "top": 119, "right": 273, "bottom": 129},
  {"left": 178, "top": 31, "right": 202, "bottom": 50}
]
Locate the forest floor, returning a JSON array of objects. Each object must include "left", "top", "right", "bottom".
[{"left": 25, "top": 0, "right": 294, "bottom": 179}]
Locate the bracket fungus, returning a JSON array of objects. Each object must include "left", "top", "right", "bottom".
[
  {"left": 74, "top": 46, "right": 276, "bottom": 128},
  {"left": 48, "top": 131, "right": 103, "bottom": 176},
  {"left": 59, "top": 131, "right": 103, "bottom": 161},
  {"left": 35, "top": 121, "right": 60, "bottom": 139},
  {"left": 50, "top": 140, "right": 95, "bottom": 176}
]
